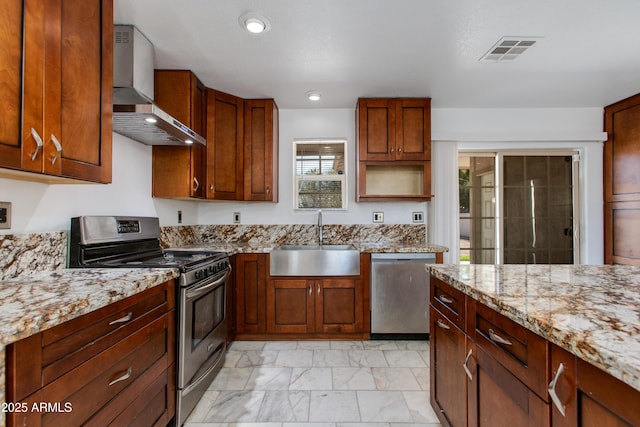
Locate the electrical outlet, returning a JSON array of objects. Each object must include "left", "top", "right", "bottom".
[
  {"left": 233, "top": 212, "right": 241, "bottom": 223},
  {"left": 177, "top": 210, "right": 182, "bottom": 224},
  {"left": 412, "top": 211, "right": 424, "bottom": 223},
  {"left": 372, "top": 211, "right": 384, "bottom": 223},
  {"left": 0, "top": 202, "right": 11, "bottom": 229}
]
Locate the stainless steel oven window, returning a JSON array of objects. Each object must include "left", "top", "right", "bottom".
[{"left": 191, "top": 283, "right": 225, "bottom": 350}]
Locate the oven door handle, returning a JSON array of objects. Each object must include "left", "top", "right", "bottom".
[{"left": 185, "top": 268, "right": 231, "bottom": 300}]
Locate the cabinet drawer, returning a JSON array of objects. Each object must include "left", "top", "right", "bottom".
[
  {"left": 19, "top": 313, "right": 172, "bottom": 427},
  {"left": 470, "top": 299, "right": 548, "bottom": 400},
  {"left": 430, "top": 276, "right": 465, "bottom": 331}
]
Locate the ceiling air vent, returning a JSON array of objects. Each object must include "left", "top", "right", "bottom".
[{"left": 480, "top": 37, "right": 541, "bottom": 62}]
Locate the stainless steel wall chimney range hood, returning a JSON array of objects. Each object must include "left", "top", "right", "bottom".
[{"left": 112, "top": 25, "right": 206, "bottom": 146}]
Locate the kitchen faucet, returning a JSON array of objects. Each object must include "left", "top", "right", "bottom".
[{"left": 318, "top": 210, "right": 323, "bottom": 245}]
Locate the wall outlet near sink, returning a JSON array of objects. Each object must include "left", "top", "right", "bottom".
[
  {"left": 0, "top": 202, "right": 11, "bottom": 229},
  {"left": 412, "top": 211, "right": 424, "bottom": 223},
  {"left": 233, "top": 212, "right": 241, "bottom": 223},
  {"left": 372, "top": 212, "right": 384, "bottom": 223}
]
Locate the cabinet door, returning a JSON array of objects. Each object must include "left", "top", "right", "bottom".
[
  {"left": 430, "top": 306, "right": 468, "bottom": 427},
  {"left": 467, "top": 342, "right": 549, "bottom": 427},
  {"left": 55, "top": 0, "right": 112, "bottom": 183},
  {"left": 357, "top": 98, "right": 396, "bottom": 161},
  {"left": 244, "top": 99, "right": 278, "bottom": 201},
  {"left": 0, "top": 0, "right": 27, "bottom": 170},
  {"left": 315, "top": 278, "right": 363, "bottom": 334},
  {"left": 235, "top": 254, "right": 267, "bottom": 334},
  {"left": 395, "top": 98, "right": 430, "bottom": 161},
  {"left": 207, "top": 90, "right": 244, "bottom": 200},
  {"left": 574, "top": 357, "right": 640, "bottom": 427},
  {"left": 153, "top": 70, "right": 206, "bottom": 198},
  {"left": 267, "top": 279, "right": 314, "bottom": 333}
]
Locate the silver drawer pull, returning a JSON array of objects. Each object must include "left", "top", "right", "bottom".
[
  {"left": 463, "top": 348, "right": 473, "bottom": 380},
  {"left": 439, "top": 295, "right": 454, "bottom": 304},
  {"left": 30, "top": 128, "right": 43, "bottom": 161},
  {"left": 548, "top": 363, "right": 567, "bottom": 416},
  {"left": 108, "top": 312, "right": 133, "bottom": 326},
  {"left": 488, "top": 329, "right": 513, "bottom": 346},
  {"left": 193, "top": 177, "right": 200, "bottom": 192},
  {"left": 108, "top": 367, "right": 132, "bottom": 386},
  {"left": 436, "top": 319, "right": 450, "bottom": 330}
]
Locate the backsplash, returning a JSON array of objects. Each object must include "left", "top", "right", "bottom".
[
  {"left": 0, "top": 232, "right": 67, "bottom": 279},
  {"left": 160, "top": 224, "right": 427, "bottom": 248}
]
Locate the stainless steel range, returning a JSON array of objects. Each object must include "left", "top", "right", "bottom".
[{"left": 69, "top": 216, "right": 229, "bottom": 426}]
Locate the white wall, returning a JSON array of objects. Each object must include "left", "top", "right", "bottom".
[{"left": 1, "top": 107, "right": 605, "bottom": 265}]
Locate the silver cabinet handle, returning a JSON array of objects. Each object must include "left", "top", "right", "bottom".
[
  {"left": 463, "top": 348, "right": 473, "bottom": 380},
  {"left": 266, "top": 187, "right": 270, "bottom": 195},
  {"left": 108, "top": 367, "right": 132, "bottom": 386},
  {"left": 398, "top": 147, "right": 402, "bottom": 153},
  {"left": 193, "top": 177, "right": 200, "bottom": 192},
  {"left": 548, "top": 363, "right": 566, "bottom": 416},
  {"left": 210, "top": 183, "right": 213, "bottom": 191},
  {"left": 439, "top": 295, "right": 454, "bottom": 304},
  {"left": 108, "top": 312, "right": 133, "bottom": 326},
  {"left": 436, "top": 319, "right": 450, "bottom": 330},
  {"left": 50, "top": 134, "right": 62, "bottom": 164},
  {"left": 30, "top": 128, "right": 43, "bottom": 161},
  {"left": 488, "top": 329, "right": 512, "bottom": 346},
  {"left": 309, "top": 284, "right": 312, "bottom": 296},
  {"left": 390, "top": 147, "right": 394, "bottom": 153},
  {"left": 317, "top": 282, "right": 321, "bottom": 296}
]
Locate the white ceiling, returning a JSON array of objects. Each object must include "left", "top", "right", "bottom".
[{"left": 114, "top": 0, "right": 640, "bottom": 109}]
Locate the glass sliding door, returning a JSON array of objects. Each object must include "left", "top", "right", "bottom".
[
  {"left": 459, "top": 152, "right": 578, "bottom": 265},
  {"left": 503, "top": 155, "right": 575, "bottom": 264}
]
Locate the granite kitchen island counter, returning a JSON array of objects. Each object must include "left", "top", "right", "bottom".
[{"left": 429, "top": 264, "right": 640, "bottom": 393}]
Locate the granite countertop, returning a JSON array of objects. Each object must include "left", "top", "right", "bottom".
[
  {"left": 428, "top": 264, "right": 640, "bottom": 393},
  {"left": 173, "top": 241, "right": 449, "bottom": 254},
  {"left": 0, "top": 268, "right": 179, "bottom": 347}
]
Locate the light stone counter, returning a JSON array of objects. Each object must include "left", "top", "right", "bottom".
[
  {"left": 0, "top": 267, "right": 179, "bottom": 426},
  {"left": 429, "top": 264, "right": 640, "bottom": 393}
]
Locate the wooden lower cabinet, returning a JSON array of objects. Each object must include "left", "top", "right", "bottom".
[
  {"left": 5, "top": 281, "right": 176, "bottom": 427},
  {"left": 235, "top": 253, "right": 268, "bottom": 334},
  {"left": 430, "top": 306, "right": 468, "bottom": 427},
  {"left": 467, "top": 341, "right": 549, "bottom": 427},
  {"left": 236, "top": 253, "right": 370, "bottom": 339},
  {"left": 267, "top": 278, "right": 364, "bottom": 335},
  {"left": 550, "top": 345, "right": 640, "bottom": 427}
]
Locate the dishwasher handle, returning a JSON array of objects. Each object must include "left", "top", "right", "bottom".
[{"left": 371, "top": 253, "right": 437, "bottom": 263}]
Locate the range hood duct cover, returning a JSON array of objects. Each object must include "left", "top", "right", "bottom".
[{"left": 112, "top": 25, "right": 205, "bottom": 147}]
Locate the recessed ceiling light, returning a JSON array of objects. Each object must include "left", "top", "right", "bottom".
[
  {"left": 239, "top": 13, "right": 271, "bottom": 34},
  {"left": 306, "top": 91, "right": 322, "bottom": 101},
  {"left": 479, "top": 36, "right": 542, "bottom": 62}
]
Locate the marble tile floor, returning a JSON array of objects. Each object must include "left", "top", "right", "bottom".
[{"left": 185, "top": 340, "right": 443, "bottom": 427}]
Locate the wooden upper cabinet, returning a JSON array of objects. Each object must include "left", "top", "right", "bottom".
[
  {"left": 1, "top": 0, "right": 113, "bottom": 183},
  {"left": 604, "top": 93, "right": 640, "bottom": 203},
  {"left": 357, "top": 97, "right": 430, "bottom": 161},
  {"left": 0, "top": 0, "right": 26, "bottom": 170},
  {"left": 152, "top": 70, "right": 207, "bottom": 199},
  {"left": 244, "top": 99, "right": 279, "bottom": 201},
  {"left": 207, "top": 89, "right": 244, "bottom": 200},
  {"left": 604, "top": 92, "right": 640, "bottom": 265}
]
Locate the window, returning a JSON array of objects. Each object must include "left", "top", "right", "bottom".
[{"left": 294, "top": 140, "right": 347, "bottom": 210}]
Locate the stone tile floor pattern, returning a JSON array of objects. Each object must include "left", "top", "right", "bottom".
[{"left": 185, "top": 340, "right": 443, "bottom": 427}]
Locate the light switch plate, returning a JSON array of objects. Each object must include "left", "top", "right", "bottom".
[
  {"left": 0, "top": 202, "right": 11, "bottom": 229},
  {"left": 372, "top": 212, "right": 384, "bottom": 223}
]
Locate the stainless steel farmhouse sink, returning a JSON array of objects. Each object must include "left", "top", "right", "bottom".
[{"left": 269, "top": 244, "right": 360, "bottom": 276}]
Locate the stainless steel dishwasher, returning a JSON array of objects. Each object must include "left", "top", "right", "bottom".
[{"left": 370, "top": 253, "right": 436, "bottom": 339}]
